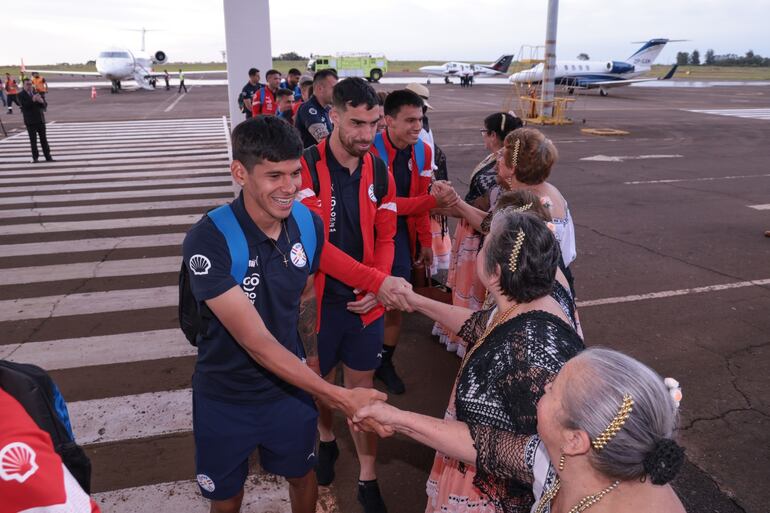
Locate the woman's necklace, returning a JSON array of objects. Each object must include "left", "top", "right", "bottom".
[
  {"left": 268, "top": 221, "right": 291, "bottom": 267},
  {"left": 533, "top": 478, "right": 621, "bottom": 513},
  {"left": 459, "top": 302, "right": 519, "bottom": 372}
]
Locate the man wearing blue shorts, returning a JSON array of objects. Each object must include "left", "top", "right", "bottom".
[{"left": 183, "top": 116, "right": 386, "bottom": 513}]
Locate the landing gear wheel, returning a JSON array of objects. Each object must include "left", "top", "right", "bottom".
[
  {"left": 444, "top": 76, "right": 450, "bottom": 84},
  {"left": 599, "top": 88, "right": 609, "bottom": 97},
  {"left": 111, "top": 80, "right": 120, "bottom": 94}
]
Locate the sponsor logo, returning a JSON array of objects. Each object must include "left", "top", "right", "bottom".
[
  {"left": 368, "top": 184, "right": 377, "bottom": 202},
  {"left": 248, "top": 257, "right": 258, "bottom": 268},
  {"left": 0, "top": 442, "right": 39, "bottom": 483},
  {"left": 242, "top": 272, "right": 261, "bottom": 303},
  {"left": 290, "top": 243, "right": 307, "bottom": 268},
  {"left": 307, "top": 451, "right": 316, "bottom": 461},
  {"left": 189, "top": 254, "right": 211, "bottom": 275},
  {"left": 308, "top": 107, "right": 318, "bottom": 115},
  {"left": 197, "top": 474, "right": 216, "bottom": 493}
]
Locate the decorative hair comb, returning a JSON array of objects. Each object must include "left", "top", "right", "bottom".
[
  {"left": 510, "top": 138, "right": 521, "bottom": 168},
  {"left": 592, "top": 394, "right": 634, "bottom": 451},
  {"left": 512, "top": 202, "right": 532, "bottom": 213},
  {"left": 507, "top": 228, "right": 526, "bottom": 273},
  {"left": 500, "top": 114, "right": 506, "bottom": 131}
]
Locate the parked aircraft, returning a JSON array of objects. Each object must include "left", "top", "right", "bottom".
[{"left": 419, "top": 55, "right": 513, "bottom": 83}]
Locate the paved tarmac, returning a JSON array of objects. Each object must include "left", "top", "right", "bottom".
[{"left": 1, "top": 81, "right": 768, "bottom": 513}]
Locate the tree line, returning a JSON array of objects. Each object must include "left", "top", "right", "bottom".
[{"left": 676, "top": 49, "right": 770, "bottom": 66}]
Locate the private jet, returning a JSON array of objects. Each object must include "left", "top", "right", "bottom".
[
  {"left": 509, "top": 38, "right": 679, "bottom": 96},
  {"left": 420, "top": 55, "right": 513, "bottom": 83}
]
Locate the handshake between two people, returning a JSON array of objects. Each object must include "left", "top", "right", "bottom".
[{"left": 334, "top": 386, "right": 403, "bottom": 439}]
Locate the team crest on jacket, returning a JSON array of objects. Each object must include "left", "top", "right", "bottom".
[
  {"left": 0, "top": 442, "right": 39, "bottom": 483},
  {"left": 197, "top": 473, "right": 215, "bottom": 492},
  {"left": 308, "top": 108, "right": 318, "bottom": 115},
  {"left": 290, "top": 243, "right": 307, "bottom": 268},
  {"left": 368, "top": 184, "right": 377, "bottom": 202}
]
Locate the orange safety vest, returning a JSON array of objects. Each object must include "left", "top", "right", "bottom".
[
  {"left": 5, "top": 79, "right": 18, "bottom": 94},
  {"left": 32, "top": 76, "right": 47, "bottom": 93}
]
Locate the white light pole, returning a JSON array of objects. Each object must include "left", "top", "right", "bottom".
[{"left": 540, "top": 0, "right": 559, "bottom": 118}]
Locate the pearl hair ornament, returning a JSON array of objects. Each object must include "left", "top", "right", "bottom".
[{"left": 664, "top": 377, "right": 683, "bottom": 408}]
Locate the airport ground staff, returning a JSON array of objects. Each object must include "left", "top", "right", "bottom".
[
  {"left": 239, "top": 68, "right": 261, "bottom": 119},
  {"left": 371, "top": 89, "right": 456, "bottom": 394},
  {"left": 31, "top": 72, "right": 48, "bottom": 97},
  {"left": 183, "top": 117, "right": 386, "bottom": 513},
  {"left": 251, "top": 69, "right": 281, "bottom": 116},
  {"left": 295, "top": 69, "right": 338, "bottom": 148},
  {"left": 298, "top": 78, "right": 408, "bottom": 513},
  {"left": 178, "top": 69, "right": 187, "bottom": 93},
  {"left": 5, "top": 73, "right": 20, "bottom": 113},
  {"left": 18, "top": 79, "right": 53, "bottom": 163}
]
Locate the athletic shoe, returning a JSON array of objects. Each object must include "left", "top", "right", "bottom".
[
  {"left": 357, "top": 479, "right": 388, "bottom": 513},
  {"left": 374, "top": 358, "right": 405, "bottom": 395},
  {"left": 316, "top": 439, "right": 339, "bottom": 486}
]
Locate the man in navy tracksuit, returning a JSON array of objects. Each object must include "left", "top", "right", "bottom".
[{"left": 183, "top": 117, "right": 386, "bottom": 513}]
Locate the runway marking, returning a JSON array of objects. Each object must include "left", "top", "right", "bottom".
[
  {"left": 748, "top": 203, "right": 770, "bottom": 210},
  {"left": 93, "top": 475, "right": 308, "bottom": 513},
  {"left": 1, "top": 233, "right": 185, "bottom": 257},
  {"left": 0, "top": 197, "right": 227, "bottom": 219},
  {"left": 0, "top": 285, "right": 177, "bottom": 322},
  {"left": 0, "top": 329, "right": 195, "bottom": 370},
  {"left": 577, "top": 278, "right": 770, "bottom": 308},
  {"left": 0, "top": 256, "right": 181, "bottom": 285},
  {"left": 0, "top": 175, "right": 230, "bottom": 195},
  {"left": 0, "top": 213, "right": 201, "bottom": 236},
  {"left": 0, "top": 167, "right": 229, "bottom": 185},
  {"left": 0, "top": 185, "right": 234, "bottom": 205},
  {"left": 0, "top": 136, "right": 224, "bottom": 150},
  {"left": 0, "top": 157, "right": 228, "bottom": 176},
  {"left": 580, "top": 154, "right": 683, "bottom": 162},
  {"left": 0, "top": 148, "right": 228, "bottom": 165},
  {"left": 69, "top": 388, "right": 192, "bottom": 445},
  {"left": 164, "top": 92, "right": 188, "bottom": 112},
  {"left": 685, "top": 108, "right": 770, "bottom": 120},
  {"left": 625, "top": 173, "right": 770, "bottom": 185}
]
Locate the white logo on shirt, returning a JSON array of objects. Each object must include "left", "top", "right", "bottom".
[
  {"left": 197, "top": 473, "right": 216, "bottom": 492},
  {"left": 368, "top": 184, "right": 377, "bottom": 202},
  {"left": 242, "top": 272, "right": 261, "bottom": 304},
  {"left": 290, "top": 243, "right": 308, "bottom": 268},
  {"left": 189, "top": 254, "right": 211, "bottom": 275},
  {"left": 308, "top": 107, "right": 318, "bottom": 115},
  {"left": 408, "top": 159, "right": 414, "bottom": 171},
  {"left": 0, "top": 442, "right": 39, "bottom": 483},
  {"left": 248, "top": 257, "right": 258, "bottom": 268}
]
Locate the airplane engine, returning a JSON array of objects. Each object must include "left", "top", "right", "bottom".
[
  {"left": 606, "top": 61, "right": 634, "bottom": 74},
  {"left": 153, "top": 50, "right": 168, "bottom": 64}
]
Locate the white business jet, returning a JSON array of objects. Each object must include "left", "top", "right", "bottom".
[
  {"left": 509, "top": 38, "right": 680, "bottom": 96},
  {"left": 419, "top": 55, "right": 514, "bottom": 83}
]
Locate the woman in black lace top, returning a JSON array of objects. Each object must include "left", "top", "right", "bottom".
[{"left": 371, "top": 209, "right": 584, "bottom": 513}]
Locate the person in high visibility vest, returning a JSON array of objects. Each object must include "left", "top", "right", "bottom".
[
  {"left": 5, "top": 73, "right": 20, "bottom": 113},
  {"left": 177, "top": 69, "right": 187, "bottom": 93},
  {"left": 31, "top": 72, "right": 48, "bottom": 97}
]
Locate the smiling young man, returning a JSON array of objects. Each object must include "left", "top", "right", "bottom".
[
  {"left": 298, "top": 78, "right": 411, "bottom": 513},
  {"left": 251, "top": 69, "right": 282, "bottom": 116},
  {"left": 182, "top": 116, "right": 386, "bottom": 513}
]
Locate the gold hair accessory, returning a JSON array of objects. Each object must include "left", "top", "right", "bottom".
[
  {"left": 510, "top": 138, "right": 521, "bottom": 168},
  {"left": 512, "top": 202, "right": 532, "bottom": 213},
  {"left": 507, "top": 228, "right": 526, "bottom": 273},
  {"left": 558, "top": 453, "right": 566, "bottom": 471},
  {"left": 500, "top": 114, "right": 506, "bottom": 131},
  {"left": 592, "top": 394, "right": 634, "bottom": 451}
]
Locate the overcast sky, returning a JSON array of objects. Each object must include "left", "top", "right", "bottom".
[{"left": 4, "top": 0, "right": 769, "bottom": 66}]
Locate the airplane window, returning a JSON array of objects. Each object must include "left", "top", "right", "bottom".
[
  {"left": 98, "top": 52, "right": 130, "bottom": 58},
  {"left": 571, "top": 65, "right": 575, "bottom": 70}
]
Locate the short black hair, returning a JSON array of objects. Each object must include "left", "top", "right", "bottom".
[
  {"left": 275, "top": 88, "right": 294, "bottom": 100},
  {"left": 332, "top": 77, "right": 378, "bottom": 111},
  {"left": 484, "top": 212, "right": 559, "bottom": 303},
  {"left": 288, "top": 68, "right": 301, "bottom": 76},
  {"left": 384, "top": 89, "right": 424, "bottom": 118},
  {"left": 484, "top": 112, "right": 522, "bottom": 142},
  {"left": 313, "top": 68, "right": 338, "bottom": 84},
  {"left": 266, "top": 69, "right": 281, "bottom": 79},
  {"left": 231, "top": 116, "right": 303, "bottom": 171},
  {"left": 248, "top": 67, "right": 259, "bottom": 76}
]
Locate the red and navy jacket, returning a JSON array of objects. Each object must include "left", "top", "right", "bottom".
[
  {"left": 298, "top": 139, "right": 398, "bottom": 328},
  {"left": 251, "top": 86, "right": 278, "bottom": 116},
  {"left": 371, "top": 130, "right": 435, "bottom": 254}
]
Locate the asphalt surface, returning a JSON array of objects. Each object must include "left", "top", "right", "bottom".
[{"left": 1, "top": 81, "right": 768, "bottom": 513}]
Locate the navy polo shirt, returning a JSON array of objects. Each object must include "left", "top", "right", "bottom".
[
  {"left": 296, "top": 96, "right": 332, "bottom": 148},
  {"left": 239, "top": 81, "right": 262, "bottom": 117},
  {"left": 182, "top": 192, "right": 324, "bottom": 403},
  {"left": 390, "top": 136, "right": 413, "bottom": 233},
  {"left": 323, "top": 147, "right": 364, "bottom": 303}
]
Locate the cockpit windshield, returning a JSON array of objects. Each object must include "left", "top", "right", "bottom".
[{"left": 99, "top": 51, "right": 131, "bottom": 59}]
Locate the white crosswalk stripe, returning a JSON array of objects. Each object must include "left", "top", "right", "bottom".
[
  {"left": 685, "top": 108, "right": 770, "bottom": 120},
  {"left": 0, "top": 117, "right": 339, "bottom": 513}
]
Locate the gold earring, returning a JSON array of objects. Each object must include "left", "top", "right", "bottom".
[{"left": 558, "top": 453, "right": 566, "bottom": 471}]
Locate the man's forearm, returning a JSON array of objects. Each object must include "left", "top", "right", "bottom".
[{"left": 298, "top": 294, "right": 318, "bottom": 361}]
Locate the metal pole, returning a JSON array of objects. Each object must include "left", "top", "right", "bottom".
[{"left": 540, "top": 0, "right": 559, "bottom": 118}]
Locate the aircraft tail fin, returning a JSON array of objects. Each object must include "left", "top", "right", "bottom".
[
  {"left": 661, "top": 63, "right": 678, "bottom": 80},
  {"left": 489, "top": 54, "right": 514, "bottom": 73},
  {"left": 627, "top": 39, "right": 669, "bottom": 67}
]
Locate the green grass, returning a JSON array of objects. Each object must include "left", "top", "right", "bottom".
[{"left": 3, "top": 61, "right": 769, "bottom": 80}]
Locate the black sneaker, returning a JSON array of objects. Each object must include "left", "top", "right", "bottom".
[
  {"left": 357, "top": 479, "right": 388, "bottom": 513},
  {"left": 375, "top": 358, "right": 405, "bottom": 395},
  {"left": 315, "top": 439, "right": 339, "bottom": 486}
]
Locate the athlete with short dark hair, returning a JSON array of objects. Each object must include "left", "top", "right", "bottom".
[{"left": 296, "top": 69, "right": 339, "bottom": 148}]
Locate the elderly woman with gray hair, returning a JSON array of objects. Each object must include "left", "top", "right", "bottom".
[
  {"left": 372, "top": 209, "right": 584, "bottom": 512},
  {"left": 356, "top": 347, "right": 686, "bottom": 513}
]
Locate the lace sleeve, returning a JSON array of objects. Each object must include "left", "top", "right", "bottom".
[
  {"left": 457, "top": 309, "right": 493, "bottom": 347},
  {"left": 468, "top": 424, "right": 536, "bottom": 484}
]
